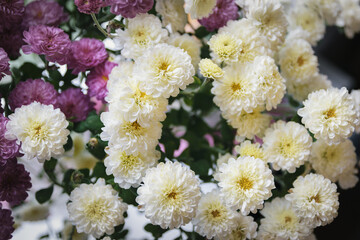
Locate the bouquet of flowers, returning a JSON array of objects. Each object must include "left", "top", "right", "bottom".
[{"left": 1, "top": 0, "right": 360, "bottom": 239}]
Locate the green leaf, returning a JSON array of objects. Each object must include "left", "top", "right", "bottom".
[
  {"left": 86, "top": 113, "right": 104, "bottom": 134},
  {"left": 92, "top": 162, "right": 107, "bottom": 179},
  {"left": 119, "top": 187, "right": 138, "bottom": 206},
  {"left": 195, "top": 26, "right": 210, "bottom": 39},
  {"left": 62, "top": 169, "right": 75, "bottom": 194},
  {"left": 63, "top": 135, "right": 73, "bottom": 152},
  {"left": 144, "top": 224, "right": 167, "bottom": 239},
  {"left": 35, "top": 185, "right": 54, "bottom": 204},
  {"left": 44, "top": 158, "right": 57, "bottom": 173},
  {"left": 19, "top": 62, "right": 43, "bottom": 80}
]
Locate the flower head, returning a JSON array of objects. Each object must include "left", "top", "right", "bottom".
[
  {"left": 67, "top": 179, "right": 128, "bottom": 238},
  {"left": 5, "top": 102, "right": 70, "bottom": 162},
  {"left": 8, "top": 79, "right": 58, "bottom": 111},
  {"left": 0, "top": 0, "right": 24, "bottom": 32},
  {"left": 214, "top": 156, "right": 275, "bottom": 215},
  {"left": 0, "top": 47, "right": 11, "bottom": 77},
  {"left": 24, "top": 0, "right": 68, "bottom": 27},
  {"left": 209, "top": 32, "right": 243, "bottom": 64},
  {"left": 155, "top": 0, "right": 187, "bottom": 32},
  {"left": 0, "top": 28, "right": 24, "bottom": 58},
  {"left": 0, "top": 205, "right": 14, "bottom": 240},
  {"left": 0, "top": 115, "right": 21, "bottom": 166},
  {"left": 185, "top": 0, "right": 217, "bottom": 19},
  {"left": 350, "top": 89, "right": 360, "bottom": 133},
  {"left": 56, "top": 88, "right": 94, "bottom": 122},
  {"left": 223, "top": 214, "right": 258, "bottom": 240},
  {"left": 107, "top": 0, "right": 154, "bottom": 18},
  {"left": 22, "top": 25, "right": 71, "bottom": 64},
  {"left": 136, "top": 161, "right": 201, "bottom": 229},
  {"left": 74, "top": 0, "right": 104, "bottom": 14},
  {"left": 0, "top": 160, "right": 32, "bottom": 205},
  {"left": 235, "top": 140, "right": 265, "bottom": 161},
  {"left": 199, "top": 59, "right": 224, "bottom": 79}
]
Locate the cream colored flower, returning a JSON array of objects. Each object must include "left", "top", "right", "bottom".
[
  {"left": 316, "top": 0, "right": 341, "bottom": 25},
  {"left": 199, "top": 59, "right": 224, "bottom": 79},
  {"left": 193, "top": 190, "right": 239, "bottom": 239},
  {"left": 263, "top": 120, "right": 312, "bottom": 173},
  {"left": 5, "top": 102, "right": 69, "bottom": 163},
  {"left": 350, "top": 89, "right": 360, "bottom": 133},
  {"left": 310, "top": 139, "right": 357, "bottom": 183},
  {"left": 338, "top": 162, "right": 359, "bottom": 190},
  {"left": 336, "top": 0, "right": 360, "bottom": 38},
  {"left": 19, "top": 203, "right": 49, "bottom": 222},
  {"left": 235, "top": 140, "right": 265, "bottom": 161},
  {"left": 168, "top": 33, "right": 202, "bottom": 69},
  {"left": 67, "top": 179, "right": 128, "bottom": 238},
  {"left": 285, "top": 173, "right": 339, "bottom": 227},
  {"left": 258, "top": 198, "right": 312, "bottom": 240},
  {"left": 156, "top": 0, "right": 187, "bottom": 32},
  {"left": 222, "top": 214, "right": 258, "bottom": 240},
  {"left": 219, "top": 19, "right": 271, "bottom": 63},
  {"left": 104, "top": 147, "right": 159, "bottom": 189},
  {"left": 136, "top": 161, "right": 201, "bottom": 229},
  {"left": 184, "top": 0, "right": 217, "bottom": 19},
  {"left": 209, "top": 32, "right": 243, "bottom": 64},
  {"left": 214, "top": 156, "right": 275, "bottom": 215},
  {"left": 247, "top": 0, "right": 288, "bottom": 52},
  {"left": 298, "top": 87, "right": 358, "bottom": 145},
  {"left": 136, "top": 43, "right": 195, "bottom": 98},
  {"left": 114, "top": 14, "right": 168, "bottom": 59},
  {"left": 211, "top": 62, "right": 263, "bottom": 115},
  {"left": 286, "top": 73, "right": 332, "bottom": 102},
  {"left": 279, "top": 38, "right": 319, "bottom": 84}
]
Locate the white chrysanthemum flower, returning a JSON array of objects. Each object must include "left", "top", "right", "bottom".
[
  {"left": 114, "top": 14, "right": 168, "bottom": 59},
  {"left": 114, "top": 77, "right": 168, "bottom": 126},
  {"left": 19, "top": 203, "right": 49, "bottom": 222},
  {"left": 104, "top": 147, "right": 159, "bottom": 189},
  {"left": 223, "top": 214, "right": 258, "bottom": 240},
  {"left": 168, "top": 33, "right": 202, "bottom": 69},
  {"left": 211, "top": 62, "right": 263, "bottom": 115},
  {"left": 184, "top": 0, "right": 217, "bottom": 19},
  {"left": 156, "top": 0, "right": 187, "bottom": 32},
  {"left": 247, "top": 0, "right": 288, "bottom": 52},
  {"left": 214, "top": 156, "right": 275, "bottom": 215},
  {"left": 350, "top": 89, "right": 360, "bottom": 133},
  {"left": 219, "top": 19, "right": 271, "bottom": 63},
  {"left": 235, "top": 140, "right": 265, "bottom": 161},
  {"left": 214, "top": 153, "right": 236, "bottom": 176},
  {"left": 286, "top": 73, "right": 332, "bottom": 102},
  {"left": 252, "top": 56, "right": 286, "bottom": 111},
  {"left": 310, "top": 138, "right": 357, "bottom": 184},
  {"left": 106, "top": 61, "right": 135, "bottom": 103},
  {"left": 288, "top": 3, "right": 326, "bottom": 45},
  {"left": 136, "top": 43, "right": 195, "bottom": 98},
  {"left": 316, "top": 0, "right": 341, "bottom": 25},
  {"left": 193, "top": 190, "right": 239, "bottom": 239},
  {"left": 136, "top": 161, "right": 201, "bottom": 229},
  {"left": 67, "top": 179, "right": 128, "bottom": 238},
  {"left": 100, "top": 108, "right": 162, "bottom": 155},
  {"left": 258, "top": 198, "right": 312, "bottom": 240},
  {"left": 199, "top": 59, "right": 224, "bottom": 79},
  {"left": 208, "top": 32, "right": 243, "bottom": 64},
  {"left": 5, "top": 102, "right": 69, "bottom": 163},
  {"left": 225, "top": 108, "right": 272, "bottom": 139},
  {"left": 279, "top": 38, "right": 319, "bottom": 84},
  {"left": 338, "top": 162, "right": 359, "bottom": 190},
  {"left": 298, "top": 87, "right": 358, "bottom": 145},
  {"left": 263, "top": 120, "right": 312, "bottom": 173},
  {"left": 285, "top": 28, "right": 313, "bottom": 45},
  {"left": 336, "top": 0, "right": 360, "bottom": 38},
  {"left": 285, "top": 173, "right": 339, "bottom": 227}
]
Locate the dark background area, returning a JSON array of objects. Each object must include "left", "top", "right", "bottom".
[{"left": 314, "top": 26, "right": 360, "bottom": 240}]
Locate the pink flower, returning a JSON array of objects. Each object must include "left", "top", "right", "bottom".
[
  {"left": 106, "top": 0, "right": 153, "bottom": 18},
  {"left": 0, "top": 48, "right": 10, "bottom": 78},
  {"left": 24, "top": 0, "right": 68, "bottom": 27},
  {"left": 74, "top": 0, "right": 104, "bottom": 14}
]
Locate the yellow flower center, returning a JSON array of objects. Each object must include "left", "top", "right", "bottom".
[
  {"left": 84, "top": 199, "right": 106, "bottom": 222},
  {"left": 101, "top": 75, "right": 108, "bottom": 81},
  {"left": 132, "top": 28, "right": 150, "bottom": 46},
  {"left": 323, "top": 108, "right": 336, "bottom": 119},
  {"left": 237, "top": 177, "right": 253, "bottom": 190},
  {"left": 277, "top": 136, "right": 299, "bottom": 158},
  {"left": 309, "top": 194, "right": 321, "bottom": 203},
  {"left": 239, "top": 145, "right": 264, "bottom": 160},
  {"left": 297, "top": 56, "right": 305, "bottom": 66},
  {"left": 28, "top": 121, "right": 49, "bottom": 141},
  {"left": 231, "top": 82, "right": 242, "bottom": 92},
  {"left": 123, "top": 121, "right": 143, "bottom": 137},
  {"left": 120, "top": 152, "right": 139, "bottom": 171}
]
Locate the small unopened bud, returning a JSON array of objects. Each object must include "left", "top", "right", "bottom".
[{"left": 88, "top": 137, "right": 98, "bottom": 148}]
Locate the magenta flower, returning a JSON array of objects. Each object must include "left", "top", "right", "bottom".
[
  {"left": 56, "top": 88, "right": 94, "bottom": 122},
  {"left": 86, "top": 61, "right": 117, "bottom": 102},
  {"left": 0, "top": 0, "right": 24, "bottom": 33},
  {"left": 0, "top": 204, "right": 14, "bottom": 240},
  {"left": 8, "top": 79, "right": 58, "bottom": 111},
  {"left": 0, "top": 160, "right": 32, "bottom": 205},
  {"left": 24, "top": 0, "right": 68, "bottom": 27},
  {"left": 199, "top": 0, "right": 238, "bottom": 31},
  {"left": 74, "top": 0, "right": 104, "bottom": 14},
  {"left": 67, "top": 38, "right": 108, "bottom": 74},
  {"left": 106, "top": 0, "right": 153, "bottom": 18},
  {"left": 22, "top": 25, "right": 71, "bottom": 64},
  {"left": 0, "top": 115, "right": 21, "bottom": 167},
  {"left": 0, "top": 48, "right": 11, "bottom": 78},
  {"left": 0, "top": 28, "right": 24, "bottom": 58}
]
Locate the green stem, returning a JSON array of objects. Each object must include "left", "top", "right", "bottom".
[{"left": 91, "top": 13, "right": 112, "bottom": 38}]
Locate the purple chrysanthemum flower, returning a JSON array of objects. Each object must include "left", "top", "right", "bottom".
[
  {"left": 199, "top": 0, "right": 238, "bottom": 31},
  {"left": 23, "top": 0, "right": 68, "bottom": 27},
  {"left": 56, "top": 88, "right": 94, "bottom": 122},
  {"left": 8, "top": 78, "right": 58, "bottom": 111},
  {"left": 86, "top": 61, "right": 117, "bottom": 102},
  {"left": 67, "top": 38, "right": 108, "bottom": 74},
  {"left": 74, "top": 0, "right": 104, "bottom": 14},
  {"left": 0, "top": 160, "right": 32, "bottom": 205},
  {"left": 0, "top": 115, "right": 21, "bottom": 167},
  {"left": 0, "top": 204, "right": 14, "bottom": 240},
  {"left": 106, "top": 0, "right": 153, "bottom": 18},
  {"left": 0, "top": 47, "right": 11, "bottom": 78},
  {"left": 22, "top": 25, "right": 71, "bottom": 64},
  {"left": 0, "top": 28, "right": 24, "bottom": 59},
  {"left": 0, "top": 0, "right": 24, "bottom": 33}
]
